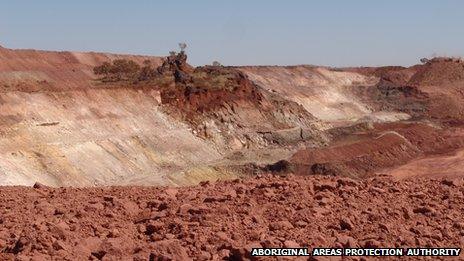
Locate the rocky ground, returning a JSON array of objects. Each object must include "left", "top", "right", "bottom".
[{"left": 1, "top": 174, "right": 463, "bottom": 260}]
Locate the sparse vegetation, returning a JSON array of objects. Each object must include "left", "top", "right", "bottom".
[
  {"left": 92, "top": 43, "right": 238, "bottom": 92},
  {"left": 93, "top": 59, "right": 141, "bottom": 81},
  {"left": 93, "top": 58, "right": 165, "bottom": 83},
  {"left": 191, "top": 68, "right": 240, "bottom": 91},
  {"left": 137, "top": 60, "right": 158, "bottom": 81},
  {"left": 93, "top": 43, "right": 190, "bottom": 83}
]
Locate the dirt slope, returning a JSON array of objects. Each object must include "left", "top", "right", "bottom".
[
  {"left": 239, "top": 59, "right": 464, "bottom": 125},
  {"left": 0, "top": 47, "right": 162, "bottom": 92},
  {"left": 288, "top": 122, "right": 464, "bottom": 178},
  {"left": 1, "top": 175, "right": 463, "bottom": 260},
  {"left": 0, "top": 47, "right": 226, "bottom": 187},
  {"left": 388, "top": 149, "right": 464, "bottom": 180},
  {"left": 238, "top": 66, "right": 410, "bottom": 126},
  {"left": 352, "top": 58, "right": 464, "bottom": 122}
]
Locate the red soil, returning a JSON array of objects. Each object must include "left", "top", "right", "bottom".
[
  {"left": 289, "top": 122, "right": 464, "bottom": 178},
  {"left": 1, "top": 175, "right": 463, "bottom": 260},
  {"left": 291, "top": 131, "right": 419, "bottom": 178}
]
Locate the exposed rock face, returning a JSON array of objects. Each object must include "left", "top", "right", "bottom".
[
  {"left": 157, "top": 51, "right": 192, "bottom": 75},
  {"left": 1, "top": 175, "right": 463, "bottom": 259},
  {"left": 0, "top": 47, "right": 225, "bottom": 187},
  {"left": 157, "top": 54, "right": 327, "bottom": 150}
]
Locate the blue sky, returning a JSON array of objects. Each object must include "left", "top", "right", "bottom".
[{"left": 1, "top": 1, "right": 463, "bottom": 66}]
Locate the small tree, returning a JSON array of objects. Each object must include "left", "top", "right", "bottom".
[
  {"left": 178, "top": 42, "right": 187, "bottom": 53},
  {"left": 420, "top": 58, "right": 430, "bottom": 64},
  {"left": 212, "top": 61, "right": 222, "bottom": 67}
]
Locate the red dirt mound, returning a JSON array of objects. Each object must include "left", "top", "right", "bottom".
[
  {"left": 153, "top": 52, "right": 268, "bottom": 116},
  {"left": 161, "top": 66, "right": 264, "bottom": 114},
  {"left": 290, "top": 132, "right": 419, "bottom": 178},
  {"left": 1, "top": 175, "right": 463, "bottom": 260},
  {"left": 288, "top": 122, "right": 464, "bottom": 178},
  {"left": 349, "top": 59, "right": 464, "bottom": 123},
  {"left": 374, "top": 122, "right": 464, "bottom": 154},
  {"left": 348, "top": 58, "right": 464, "bottom": 87},
  {"left": 409, "top": 57, "right": 464, "bottom": 86}
]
